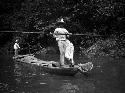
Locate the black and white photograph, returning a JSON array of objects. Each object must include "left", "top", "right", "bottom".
[{"left": 0, "top": 0, "right": 125, "bottom": 93}]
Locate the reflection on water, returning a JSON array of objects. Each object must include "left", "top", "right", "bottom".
[
  {"left": 13, "top": 73, "right": 96, "bottom": 93},
  {"left": 0, "top": 55, "right": 125, "bottom": 93},
  {"left": 60, "top": 83, "right": 79, "bottom": 93}
]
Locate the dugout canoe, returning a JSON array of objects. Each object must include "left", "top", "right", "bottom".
[
  {"left": 40, "top": 63, "right": 79, "bottom": 76},
  {"left": 13, "top": 54, "right": 93, "bottom": 76}
]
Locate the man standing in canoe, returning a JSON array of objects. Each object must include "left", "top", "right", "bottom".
[
  {"left": 14, "top": 39, "right": 20, "bottom": 56},
  {"left": 53, "top": 18, "right": 74, "bottom": 67}
]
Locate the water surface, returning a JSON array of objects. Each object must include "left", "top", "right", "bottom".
[{"left": 0, "top": 54, "right": 125, "bottom": 93}]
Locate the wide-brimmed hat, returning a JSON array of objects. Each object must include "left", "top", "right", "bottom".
[
  {"left": 15, "top": 40, "right": 18, "bottom": 42},
  {"left": 55, "top": 18, "right": 66, "bottom": 26},
  {"left": 59, "top": 18, "right": 64, "bottom": 22}
]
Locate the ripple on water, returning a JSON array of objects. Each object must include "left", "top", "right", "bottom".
[{"left": 0, "top": 55, "right": 124, "bottom": 93}]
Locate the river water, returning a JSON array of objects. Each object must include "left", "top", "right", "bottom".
[{"left": 0, "top": 54, "right": 125, "bottom": 93}]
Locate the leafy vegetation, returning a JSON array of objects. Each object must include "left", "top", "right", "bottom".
[{"left": 0, "top": 0, "right": 125, "bottom": 57}]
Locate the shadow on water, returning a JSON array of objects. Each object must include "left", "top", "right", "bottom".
[
  {"left": 0, "top": 54, "right": 125, "bottom": 93},
  {"left": 0, "top": 55, "right": 15, "bottom": 93}
]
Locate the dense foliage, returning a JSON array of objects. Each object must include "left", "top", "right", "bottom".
[
  {"left": 0, "top": 0, "right": 124, "bottom": 33},
  {"left": 0, "top": 0, "right": 125, "bottom": 56}
]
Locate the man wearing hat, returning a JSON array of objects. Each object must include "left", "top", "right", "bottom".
[
  {"left": 14, "top": 39, "right": 20, "bottom": 56},
  {"left": 53, "top": 18, "right": 74, "bottom": 67}
]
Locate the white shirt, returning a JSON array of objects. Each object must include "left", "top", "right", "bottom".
[
  {"left": 14, "top": 43, "right": 20, "bottom": 49},
  {"left": 54, "top": 28, "right": 69, "bottom": 41}
]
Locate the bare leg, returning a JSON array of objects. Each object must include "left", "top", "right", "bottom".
[
  {"left": 71, "top": 49, "right": 74, "bottom": 65},
  {"left": 15, "top": 49, "right": 18, "bottom": 56},
  {"left": 71, "top": 59, "right": 74, "bottom": 65}
]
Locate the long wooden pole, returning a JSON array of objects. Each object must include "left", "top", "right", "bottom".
[{"left": 0, "top": 31, "right": 105, "bottom": 37}]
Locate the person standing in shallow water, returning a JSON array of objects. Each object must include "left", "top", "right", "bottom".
[
  {"left": 53, "top": 18, "right": 74, "bottom": 67},
  {"left": 14, "top": 39, "right": 20, "bottom": 56}
]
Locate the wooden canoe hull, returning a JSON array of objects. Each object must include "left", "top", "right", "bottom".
[
  {"left": 13, "top": 54, "right": 79, "bottom": 76},
  {"left": 41, "top": 65, "right": 78, "bottom": 76},
  {"left": 13, "top": 54, "right": 93, "bottom": 76}
]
